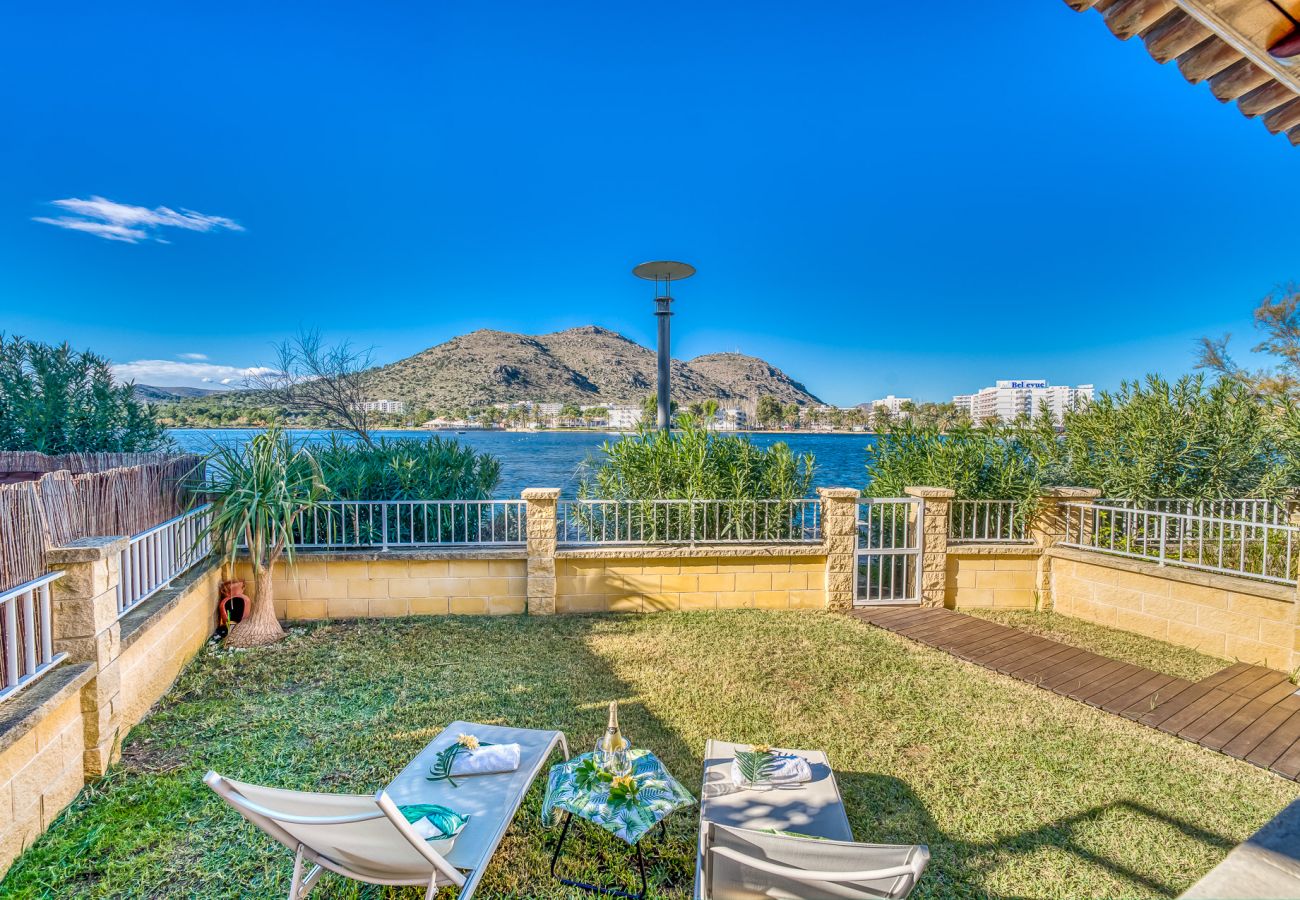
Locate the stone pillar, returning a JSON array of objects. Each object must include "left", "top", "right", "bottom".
[
  {"left": 818, "top": 488, "right": 861, "bottom": 612},
  {"left": 46, "top": 536, "right": 128, "bottom": 778},
  {"left": 904, "top": 487, "right": 953, "bottom": 608},
  {"left": 1029, "top": 487, "right": 1100, "bottom": 610},
  {"left": 522, "top": 489, "right": 560, "bottom": 615},
  {"left": 1285, "top": 490, "right": 1300, "bottom": 528}
]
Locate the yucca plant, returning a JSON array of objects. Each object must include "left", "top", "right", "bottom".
[{"left": 200, "top": 428, "right": 329, "bottom": 647}]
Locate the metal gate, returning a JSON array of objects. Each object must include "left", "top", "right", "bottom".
[{"left": 855, "top": 497, "right": 923, "bottom": 605}]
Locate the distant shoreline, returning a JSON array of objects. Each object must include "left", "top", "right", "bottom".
[{"left": 164, "top": 426, "right": 880, "bottom": 437}]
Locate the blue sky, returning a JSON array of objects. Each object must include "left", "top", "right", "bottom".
[{"left": 1, "top": 1, "right": 1296, "bottom": 406}]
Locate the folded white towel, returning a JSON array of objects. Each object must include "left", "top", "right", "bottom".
[
  {"left": 450, "top": 742, "right": 521, "bottom": 777},
  {"left": 730, "top": 752, "right": 812, "bottom": 787}
]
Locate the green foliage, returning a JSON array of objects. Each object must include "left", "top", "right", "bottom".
[
  {"left": 641, "top": 392, "right": 678, "bottom": 425},
  {"left": 754, "top": 395, "right": 783, "bottom": 428},
  {"left": 1059, "top": 375, "right": 1282, "bottom": 500},
  {"left": 200, "top": 428, "right": 329, "bottom": 572},
  {"left": 865, "top": 418, "right": 1052, "bottom": 518},
  {"left": 733, "top": 748, "right": 777, "bottom": 784},
  {"left": 0, "top": 335, "right": 168, "bottom": 452},
  {"left": 580, "top": 419, "right": 814, "bottom": 503},
  {"left": 867, "top": 375, "right": 1300, "bottom": 505},
  {"left": 311, "top": 435, "right": 501, "bottom": 500}
]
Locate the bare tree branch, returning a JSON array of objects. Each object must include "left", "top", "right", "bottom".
[
  {"left": 1197, "top": 283, "right": 1300, "bottom": 403},
  {"left": 251, "top": 330, "right": 377, "bottom": 446}
]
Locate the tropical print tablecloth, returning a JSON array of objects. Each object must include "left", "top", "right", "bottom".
[{"left": 542, "top": 749, "right": 695, "bottom": 844}]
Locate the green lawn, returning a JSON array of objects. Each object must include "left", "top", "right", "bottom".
[
  {"left": 963, "top": 608, "right": 1230, "bottom": 682},
  {"left": 4, "top": 611, "right": 1295, "bottom": 899}
]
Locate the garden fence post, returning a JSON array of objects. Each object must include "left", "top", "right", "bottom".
[
  {"left": 1029, "top": 488, "right": 1100, "bottom": 611},
  {"left": 904, "top": 487, "right": 953, "bottom": 608},
  {"left": 46, "top": 535, "right": 129, "bottom": 779},
  {"left": 523, "top": 489, "right": 560, "bottom": 615},
  {"left": 818, "top": 488, "right": 860, "bottom": 611}
]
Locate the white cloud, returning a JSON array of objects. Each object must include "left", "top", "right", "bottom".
[
  {"left": 112, "top": 359, "right": 279, "bottom": 389},
  {"left": 177, "top": 352, "right": 209, "bottom": 361},
  {"left": 33, "top": 196, "right": 244, "bottom": 244}
]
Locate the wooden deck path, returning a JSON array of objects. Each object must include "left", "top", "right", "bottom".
[{"left": 850, "top": 606, "right": 1300, "bottom": 782}]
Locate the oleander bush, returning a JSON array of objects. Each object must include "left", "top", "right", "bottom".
[
  {"left": 312, "top": 435, "right": 501, "bottom": 500},
  {"left": 577, "top": 420, "right": 816, "bottom": 541},
  {"left": 0, "top": 335, "right": 168, "bottom": 452},
  {"left": 866, "top": 375, "right": 1300, "bottom": 506}
]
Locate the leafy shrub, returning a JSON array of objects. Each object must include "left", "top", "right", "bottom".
[
  {"left": 312, "top": 435, "right": 501, "bottom": 500},
  {"left": 1057, "top": 375, "right": 1281, "bottom": 500},
  {"left": 0, "top": 335, "right": 167, "bottom": 452},
  {"left": 578, "top": 420, "right": 816, "bottom": 540},
  {"left": 865, "top": 419, "right": 1051, "bottom": 520},
  {"left": 865, "top": 374, "right": 1298, "bottom": 508},
  {"left": 581, "top": 419, "right": 814, "bottom": 501}
]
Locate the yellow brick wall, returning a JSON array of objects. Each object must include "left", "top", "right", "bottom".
[
  {"left": 1052, "top": 554, "right": 1298, "bottom": 671},
  {"left": 555, "top": 555, "right": 826, "bottom": 613},
  {"left": 117, "top": 566, "right": 220, "bottom": 731},
  {"left": 0, "top": 686, "right": 84, "bottom": 877},
  {"left": 237, "top": 557, "right": 528, "bottom": 618},
  {"left": 946, "top": 554, "right": 1039, "bottom": 609}
]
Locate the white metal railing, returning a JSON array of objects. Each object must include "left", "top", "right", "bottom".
[
  {"left": 1104, "top": 498, "right": 1286, "bottom": 526},
  {"left": 292, "top": 500, "right": 527, "bottom": 549},
  {"left": 0, "top": 572, "right": 66, "bottom": 700},
  {"left": 557, "top": 499, "right": 822, "bottom": 545},
  {"left": 949, "top": 499, "right": 1027, "bottom": 543},
  {"left": 118, "top": 504, "right": 213, "bottom": 615},
  {"left": 856, "top": 498, "right": 923, "bottom": 604},
  {"left": 1060, "top": 501, "right": 1300, "bottom": 585}
]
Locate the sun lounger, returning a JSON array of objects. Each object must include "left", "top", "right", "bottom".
[
  {"left": 206, "top": 720, "right": 568, "bottom": 899},
  {"left": 694, "top": 739, "right": 927, "bottom": 899}
]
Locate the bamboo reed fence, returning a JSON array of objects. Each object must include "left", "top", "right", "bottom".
[
  {"left": 0, "top": 454, "right": 204, "bottom": 593},
  {"left": 0, "top": 451, "right": 191, "bottom": 476}
]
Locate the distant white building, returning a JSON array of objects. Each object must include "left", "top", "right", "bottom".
[
  {"left": 867, "top": 395, "right": 911, "bottom": 417},
  {"left": 359, "top": 399, "right": 406, "bottom": 414},
  {"left": 953, "top": 380, "right": 1093, "bottom": 424},
  {"left": 715, "top": 408, "right": 747, "bottom": 431},
  {"left": 607, "top": 406, "right": 643, "bottom": 430},
  {"left": 535, "top": 402, "right": 563, "bottom": 417}
]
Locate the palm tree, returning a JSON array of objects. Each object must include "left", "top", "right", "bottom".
[
  {"left": 200, "top": 428, "right": 329, "bottom": 647},
  {"left": 700, "top": 399, "right": 720, "bottom": 430}
]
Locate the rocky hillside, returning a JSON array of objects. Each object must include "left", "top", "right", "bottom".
[
  {"left": 133, "top": 385, "right": 225, "bottom": 401},
  {"left": 364, "top": 326, "right": 821, "bottom": 408}
]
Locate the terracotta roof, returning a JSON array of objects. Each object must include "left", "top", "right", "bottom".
[{"left": 1066, "top": 0, "right": 1300, "bottom": 145}]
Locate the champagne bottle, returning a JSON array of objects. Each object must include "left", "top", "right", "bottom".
[{"left": 596, "top": 701, "right": 631, "bottom": 774}]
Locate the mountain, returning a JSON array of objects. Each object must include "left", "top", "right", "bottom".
[
  {"left": 134, "top": 384, "right": 226, "bottom": 401},
  {"left": 687, "top": 353, "right": 817, "bottom": 406},
  {"left": 363, "top": 326, "right": 822, "bottom": 409}
]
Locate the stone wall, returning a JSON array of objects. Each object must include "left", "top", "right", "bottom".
[
  {"left": 1050, "top": 547, "right": 1298, "bottom": 671},
  {"left": 945, "top": 547, "right": 1040, "bottom": 609},
  {"left": 241, "top": 549, "right": 825, "bottom": 617},
  {"left": 555, "top": 549, "right": 826, "bottom": 613},
  {"left": 235, "top": 553, "right": 529, "bottom": 618},
  {"left": 117, "top": 564, "right": 221, "bottom": 730},
  {"left": 0, "top": 550, "right": 220, "bottom": 879},
  {"left": 0, "top": 665, "right": 91, "bottom": 875}
]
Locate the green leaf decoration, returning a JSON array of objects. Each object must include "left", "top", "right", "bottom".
[
  {"left": 399, "top": 803, "right": 469, "bottom": 838},
  {"left": 573, "top": 756, "right": 614, "bottom": 791},
  {"left": 734, "top": 749, "right": 777, "bottom": 784},
  {"left": 426, "top": 744, "right": 464, "bottom": 788}
]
